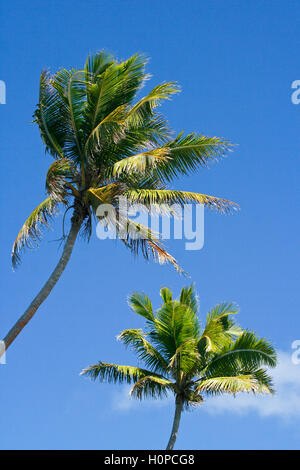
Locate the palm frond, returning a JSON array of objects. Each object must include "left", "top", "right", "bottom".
[
  {"left": 99, "top": 114, "right": 171, "bottom": 170},
  {"left": 33, "top": 70, "right": 66, "bottom": 158},
  {"left": 84, "top": 104, "right": 129, "bottom": 156},
  {"left": 84, "top": 54, "right": 147, "bottom": 141},
  {"left": 126, "top": 82, "right": 180, "bottom": 125},
  {"left": 206, "top": 302, "right": 240, "bottom": 321},
  {"left": 199, "top": 303, "right": 241, "bottom": 353},
  {"left": 118, "top": 328, "right": 168, "bottom": 374},
  {"left": 84, "top": 50, "right": 114, "bottom": 80},
  {"left": 148, "top": 133, "right": 234, "bottom": 182},
  {"left": 85, "top": 82, "right": 178, "bottom": 158},
  {"left": 179, "top": 284, "right": 198, "bottom": 314},
  {"left": 149, "top": 301, "right": 200, "bottom": 363},
  {"left": 91, "top": 196, "right": 183, "bottom": 272},
  {"left": 112, "top": 148, "right": 170, "bottom": 178},
  {"left": 249, "top": 367, "right": 275, "bottom": 394},
  {"left": 160, "top": 287, "right": 173, "bottom": 304},
  {"left": 125, "top": 189, "right": 238, "bottom": 214},
  {"left": 204, "top": 331, "right": 277, "bottom": 376},
  {"left": 46, "top": 158, "right": 79, "bottom": 201},
  {"left": 198, "top": 321, "right": 226, "bottom": 354},
  {"left": 128, "top": 292, "right": 155, "bottom": 322},
  {"left": 80, "top": 361, "right": 154, "bottom": 384},
  {"left": 116, "top": 216, "right": 183, "bottom": 273},
  {"left": 87, "top": 184, "right": 120, "bottom": 206},
  {"left": 51, "top": 68, "right": 87, "bottom": 170},
  {"left": 130, "top": 375, "right": 173, "bottom": 400},
  {"left": 196, "top": 373, "right": 273, "bottom": 395},
  {"left": 168, "top": 339, "right": 200, "bottom": 375},
  {"left": 147, "top": 238, "right": 183, "bottom": 272},
  {"left": 12, "top": 197, "right": 59, "bottom": 267}
]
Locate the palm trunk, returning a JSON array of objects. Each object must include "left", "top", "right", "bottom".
[
  {"left": 1, "top": 210, "right": 83, "bottom": 354},
  {"left": 166, "top": 395, "right": 183, "bottom": 450}
]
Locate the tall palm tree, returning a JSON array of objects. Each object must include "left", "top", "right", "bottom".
[
  {"left": 81, "top": 285, "right": 277, "bottom": 450},
  {"left": 3, "top": 51, "right": 238, "bottom": 352}
]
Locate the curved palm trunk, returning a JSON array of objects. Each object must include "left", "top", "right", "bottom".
[
  {"left": 1, "top": 213, "right": 83, "bottom": 354},
  {"left": 166, "top": 395, "right": 183, "bottom": 450}
]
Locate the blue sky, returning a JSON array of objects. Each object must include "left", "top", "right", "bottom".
[{"left": 0, "top": 0, "right": 300, "bottom": 450}]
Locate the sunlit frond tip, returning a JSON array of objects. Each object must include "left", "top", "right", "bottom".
[{"left": 12, "top": 197, "right": 58, "bottom": 268}]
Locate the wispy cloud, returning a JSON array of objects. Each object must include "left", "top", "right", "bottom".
[
  {"left": 112, "top": 386, "right": 135, "bottom": 411},
  {"left": 111, "top": 351, "right": 300, "bottom": 419},
  {"left": 112, "top": 386, "right": 172, "bottom": 412}
]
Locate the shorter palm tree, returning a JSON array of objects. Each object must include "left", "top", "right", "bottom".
[{"left": 81, "top": 286, "right": 277, "bottom": 450}]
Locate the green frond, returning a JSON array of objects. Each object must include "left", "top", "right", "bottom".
[
  {"left": 118, "top": 171, "right": 166, "bottom": 192},
  {"left": 148, "top": 133, "right": 234, "bottom": 183},
  {"left": 100, "top": 114, "right": 171, "bottom": 170},
  {"left": 128, "top": 292, "right": 155, "bottom": 322},
  {"left": 249, "top": 367, "right": 275, "bottom": 394},
  {"left": 117, "top": 328, "right": 168, "bottom": 374},
  {"left": 51, "top": 68, "right": 87, "bottom": 175},
  {"left": 46, "top": 158, "right": 79, "bottom": 201},
  {"left": 130, "top": 375, "right": 173, "bottom": 400},
  {"left": 80, "top": 361, "right": 155, "bottom": 385},
  {"left": 198, "top": 324, "right": 225, "bottom": 354},
  {"left": 127, "top": 82, "right": 180, "bottom": 125},
  {"left": 149, "top": 301, "right": 200, "bottom": 363},
  {"left": 168, "top": 339, "right": 200, "bottom": 374},
  {"left": 125, "top": 189, "right": 238, "bottom": 214},
  {"left": 196, "top": 374, "right": 273, "bottom": 395},
  {"left": 84, "top": 50, "right": 114, "bottom": 80},
  {"left": 84, "top": 53, "right": 147, "bottom": 140},
  {"left": 198, "top": 302, "right": 241, "bottom": 354},
  {"left": 87, "top": 184, "right": 119, "bottom": 206},
  {"left": 160, "top": 287, "right": 173, "bottom": 304},
  {"left": 112, "top": 148, "right": 170, "bottom": 178},
  {"left": 204, "top": 331, "right": 277, "bottom": 376},
  {"left": 84, "top": 104, "right": 129, "bottom": 155},
  {"left": 206, "top": 302, "right": 240, "bottom": 321},
  {"left": 33, "top": 70, "right": 66, "bottom": 159},
  {"left": 179, "top": 284, "right": 198, "bottom": 314},
  {"left": 12, "top": 197, "right": 59, "bottom": 267},
  {"left": 85, "top": 82, "right": 179, "bottom": 158}
]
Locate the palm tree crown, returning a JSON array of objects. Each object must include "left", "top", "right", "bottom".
[
  {"left": 12, "top": 51, "right": 237, "bottom": 269},
  {"left": 81, "top": 285, "right": 277, "bottom": 449}
]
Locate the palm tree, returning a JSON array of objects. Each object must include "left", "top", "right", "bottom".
[
  {"left": 81, "top": 285, "right": 277, "bottom": 450},
  {"left": 3, "top": 51, "right": 238, "bottom": 353}
]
